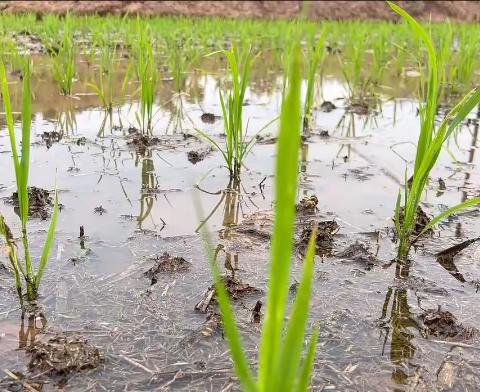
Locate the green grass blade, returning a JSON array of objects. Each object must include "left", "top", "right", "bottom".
[
  {"left": 194, "top": 128, "right": 229, "bottom": 165},
  {"left": 258, "top": 46, "right": 302, "bottom": 390},
  {"left": 196, "top": 200, "right": 256, "bottom": 392},
  {"left": 273, "top": 228, "right": 317, "bottom": 391},
  {"left": 418, "top": 197, "right": 480, "bottom": 238},
  {"left": 19, "top": 61, "right": 32, "bottom": 230},
  {"left": 296, "top": 328, "right": 319, "bottom": 392},
  {"left": 35, "top": 190, "right": 59, "bottom": 290},
  {"left": 387, "top": 1, "right": 438, "bottom": 172},
  {"left": 0, "top": 62, "right": 21, "bottom": 185},
  {"left": 0, "top": 213, "right": 24, "bottom": 292}
]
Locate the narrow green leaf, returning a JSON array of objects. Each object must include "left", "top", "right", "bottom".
[
  {"left": 296, "top": 328, "right": 319, "bottom": 392},
  {"left": 418, "top": 197, "right": 480, "bottom": 238},
  {"left": 273, "top": 227, "right": 317, "bottom": 391},
  {"left": 195, "top": 199, "right": 256, "bottom": 392},
  {"left": 258, "top": 45, "right": 302, "bottom": 391},
  {"left": 35, "top": 190, "right": 59, "bottom": 289}
]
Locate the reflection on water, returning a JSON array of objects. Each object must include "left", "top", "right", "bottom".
[
  {"left": 0, "top": 49, "right": 479, "bottom": 391},
  {"left": 137, "top": 150, "right": 162, "bottom": 230},
  {"left": 380, "top": 259, "right": 421, "bottom": 386},
  {"left": 18, "top": 308, "right": 47, "bottom": 350}
]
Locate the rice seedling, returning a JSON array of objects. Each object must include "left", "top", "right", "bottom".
[
  {"left": 87, "top": 45, "right": 133, "bottom": 116},
  {"left": 197, "top": 47, "right": 276, "bottom": 179},
  {"left": 303, "top": 28, "right": 327, "bottom": 131},
  {"left": 197, "top": 45, "right": 319, "bottom": 391},
  {"left": 388, "top": 2, "right": 480, "bottom": 260},
  {"left": 51, "top": 18, "right": 76, "bottom": 95},
  {"left": 340, "top": 28, "right": 369, "bottom": 103},
  {"left": 0, "top": 61, "right": 59, "bottom": 302},
  {"left": 134, "top": 22, "right": 159, "bottom": 135}
]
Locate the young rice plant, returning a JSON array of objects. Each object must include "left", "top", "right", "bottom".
[
  {"left": 198, "top": 46, "right": 319, "bottom": 392},
  {"left": 197, "top": 47, "right": 276, "bottom": 179},
  {"left": 388, "top": 2, "right": 480, "bottom": 259},
  {"left": 0, "top": 61, "right": 59, "bottom": 302}
]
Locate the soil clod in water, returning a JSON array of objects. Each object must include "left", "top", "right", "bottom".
[
  {"left": 298, "top": 220, "right": 339, "bottom": 256},
  {"left": 421, "top": 308, "right": 477, "bottom": 340},
  {"left": 320, "top": 101, "right": 336, "bottom": 112},
  {"left": 144, "top": 252, "right": 192, "bottom": 285},
  {"left": 200, "top": 112, "right": 219, "bottom": 124},
  {"left": 187, "top": 146, "right": 212, "bottom": 164},
  {"left": 296, "top": 195, "right": 319, "bottom": 215},
  {"left": 27, "top": 334, "right": 103, "bottom": 375},
  {"left": 336, "top": 241, "right": 378, "bottom": 270},
  {"left": 195, "top": 276, "right": 262, "bottom": 313},
  {"left": 8, "top": 186, "right": 53, "bottom": 220}
]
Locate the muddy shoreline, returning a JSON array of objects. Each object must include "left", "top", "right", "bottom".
[{"left": 2, "top": 1, "right": 480, "bottom": 23}]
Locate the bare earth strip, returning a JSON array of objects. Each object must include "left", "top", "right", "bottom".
[{"left": 1, "top": 1, "right": 480, "bottom": 22}]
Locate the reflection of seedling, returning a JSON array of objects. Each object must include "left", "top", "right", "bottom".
[
  {"left": 388, "top": 2, "right": 480, "bottom": 260},
  {"left": 198, "top": 47, "right": 319, "bottom": 391},
  {"left": 0, "top": 61, "right": 59, "bottom": 302}
]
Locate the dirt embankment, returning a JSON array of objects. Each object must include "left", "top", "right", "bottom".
[{"left": 1, "top": 1, "right": 480, "bottom": 23}]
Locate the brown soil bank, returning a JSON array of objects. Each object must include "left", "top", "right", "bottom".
[{"left": 1, "top": 1, "right": 480, "bottom": 23}]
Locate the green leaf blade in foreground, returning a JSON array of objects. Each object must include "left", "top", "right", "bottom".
[
  {"left": 273, "top": 228, "right": 317, "bottom": 391},
  {"left": 35, "top": 190, "right": 60, "bottom": 290},
  {"left": 20, "top": 62, "right": 32, "bottom": 229},
  {"left": 0, "top": 62, "right": 21, "bottom": 193},
  {"left": 418, "top": 197, "right": 480, "bottom": 238},
  {"left": 258, "top": 47, "right": 302, "bottom": 390},
  {"left": 296, "top": 328, "right": 319, "bottom": 392},
  {"left": 196, "top": 200, "right": 256, "bottom": 392}
]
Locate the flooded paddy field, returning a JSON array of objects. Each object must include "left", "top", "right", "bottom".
[{"left": 0, "top": 10, "right": 480, "bottom": 391}]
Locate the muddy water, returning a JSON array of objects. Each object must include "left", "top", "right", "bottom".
[{"left": 0, "top": 55, "right": 479, "bottom": 391}]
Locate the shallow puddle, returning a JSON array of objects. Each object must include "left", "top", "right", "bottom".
[{"left": 0, "top": 53, "right": 479, "bottom": 391}]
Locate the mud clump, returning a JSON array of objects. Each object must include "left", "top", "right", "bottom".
[
  {"left": 195, "top": 276, "right": 262, "bottom": 313},
  {"left": 298, "top": 220, "right": 339, "bottom": 256},
  {"left": 348, "top": 101, "right": 370, "bottom": 115},
  {"left": 250, "top": 300, "right": 262, "bottom": 324},
  {"left": 296, "top": 195, "right": 319, "bottom": 215},
  {"left": 187, "top": 146, "right": 212, "bottom": 164},
  {"left": 41, "top": 131, "right": 62, "bottom": 149},
  {"left": 396, "top": 205, "right": 432, "bottom": 236},
  {"left": 144, "top": 252, "right": 191, "bottom": 285},
  {"left": 27, "top": 334, "right": 103, "bottom": 375},
  {"left": 200, "top": 112, "right": 219, "bottom": 124},
  {"left": 319, "top": 130, "right": 330, "bottom": 138},
  {"left": 12, "top": 31, "right": 46, "bottom": 55},
  {"left": 336, "top": 241, "right": 378, "bottom": 270},
  {"left": 421, "top": 308, "right": 477, "bottom": 340},
  {"left": 93, "top": 205, "right": 107, "bottom": 215},
  {"left": 9, "top": 186, "right": 53, "bottom": 220},
  {"left": 126, "top": 127, "right": 160, "bottom": 154},
  {"left": 320, "top": 101, "right": 336, "bottom": 112},
  {"left": 200, "top": 312, "right": 223, "bottom": 337}
]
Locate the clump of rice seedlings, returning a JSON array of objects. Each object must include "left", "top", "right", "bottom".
[
  {"left": 370, "top": 28, "right": 389, "bottom": 86},
  {"left": 447, "top": 28, "right": 479, "bottom": 95},
  {"left": 0, "top": 61, "right": 59, "bottom": 302},
  {"left": 340, "top": 28, "right": 370, "bottom": 104},
  {"left": 134, "top": 23, "right": 158, "bottom": 135},
  {"left": 198, "top": 45, "right": 319, "bottom": 392},
  {"left": 164, "top": 41, "right": 199, "bottom": 133},
  {"left": 303, "top": 28, "right": 327, "bottom": 131},
  {"left": 197, "top": 47, "right": 276, "bottom": 179},
  {"left": 88, "top": 45, "right": 133, "bottom": 117},
  {"left": 388, "top": 2, "right": 480, "bottom": 260},
  {"left": 51, "top": 18, "right": 76, "bottom": 95}
]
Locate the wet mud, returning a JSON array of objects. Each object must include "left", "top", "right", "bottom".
[{"left": 0, "top": 52, "right": 479, "bottom": 391}]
